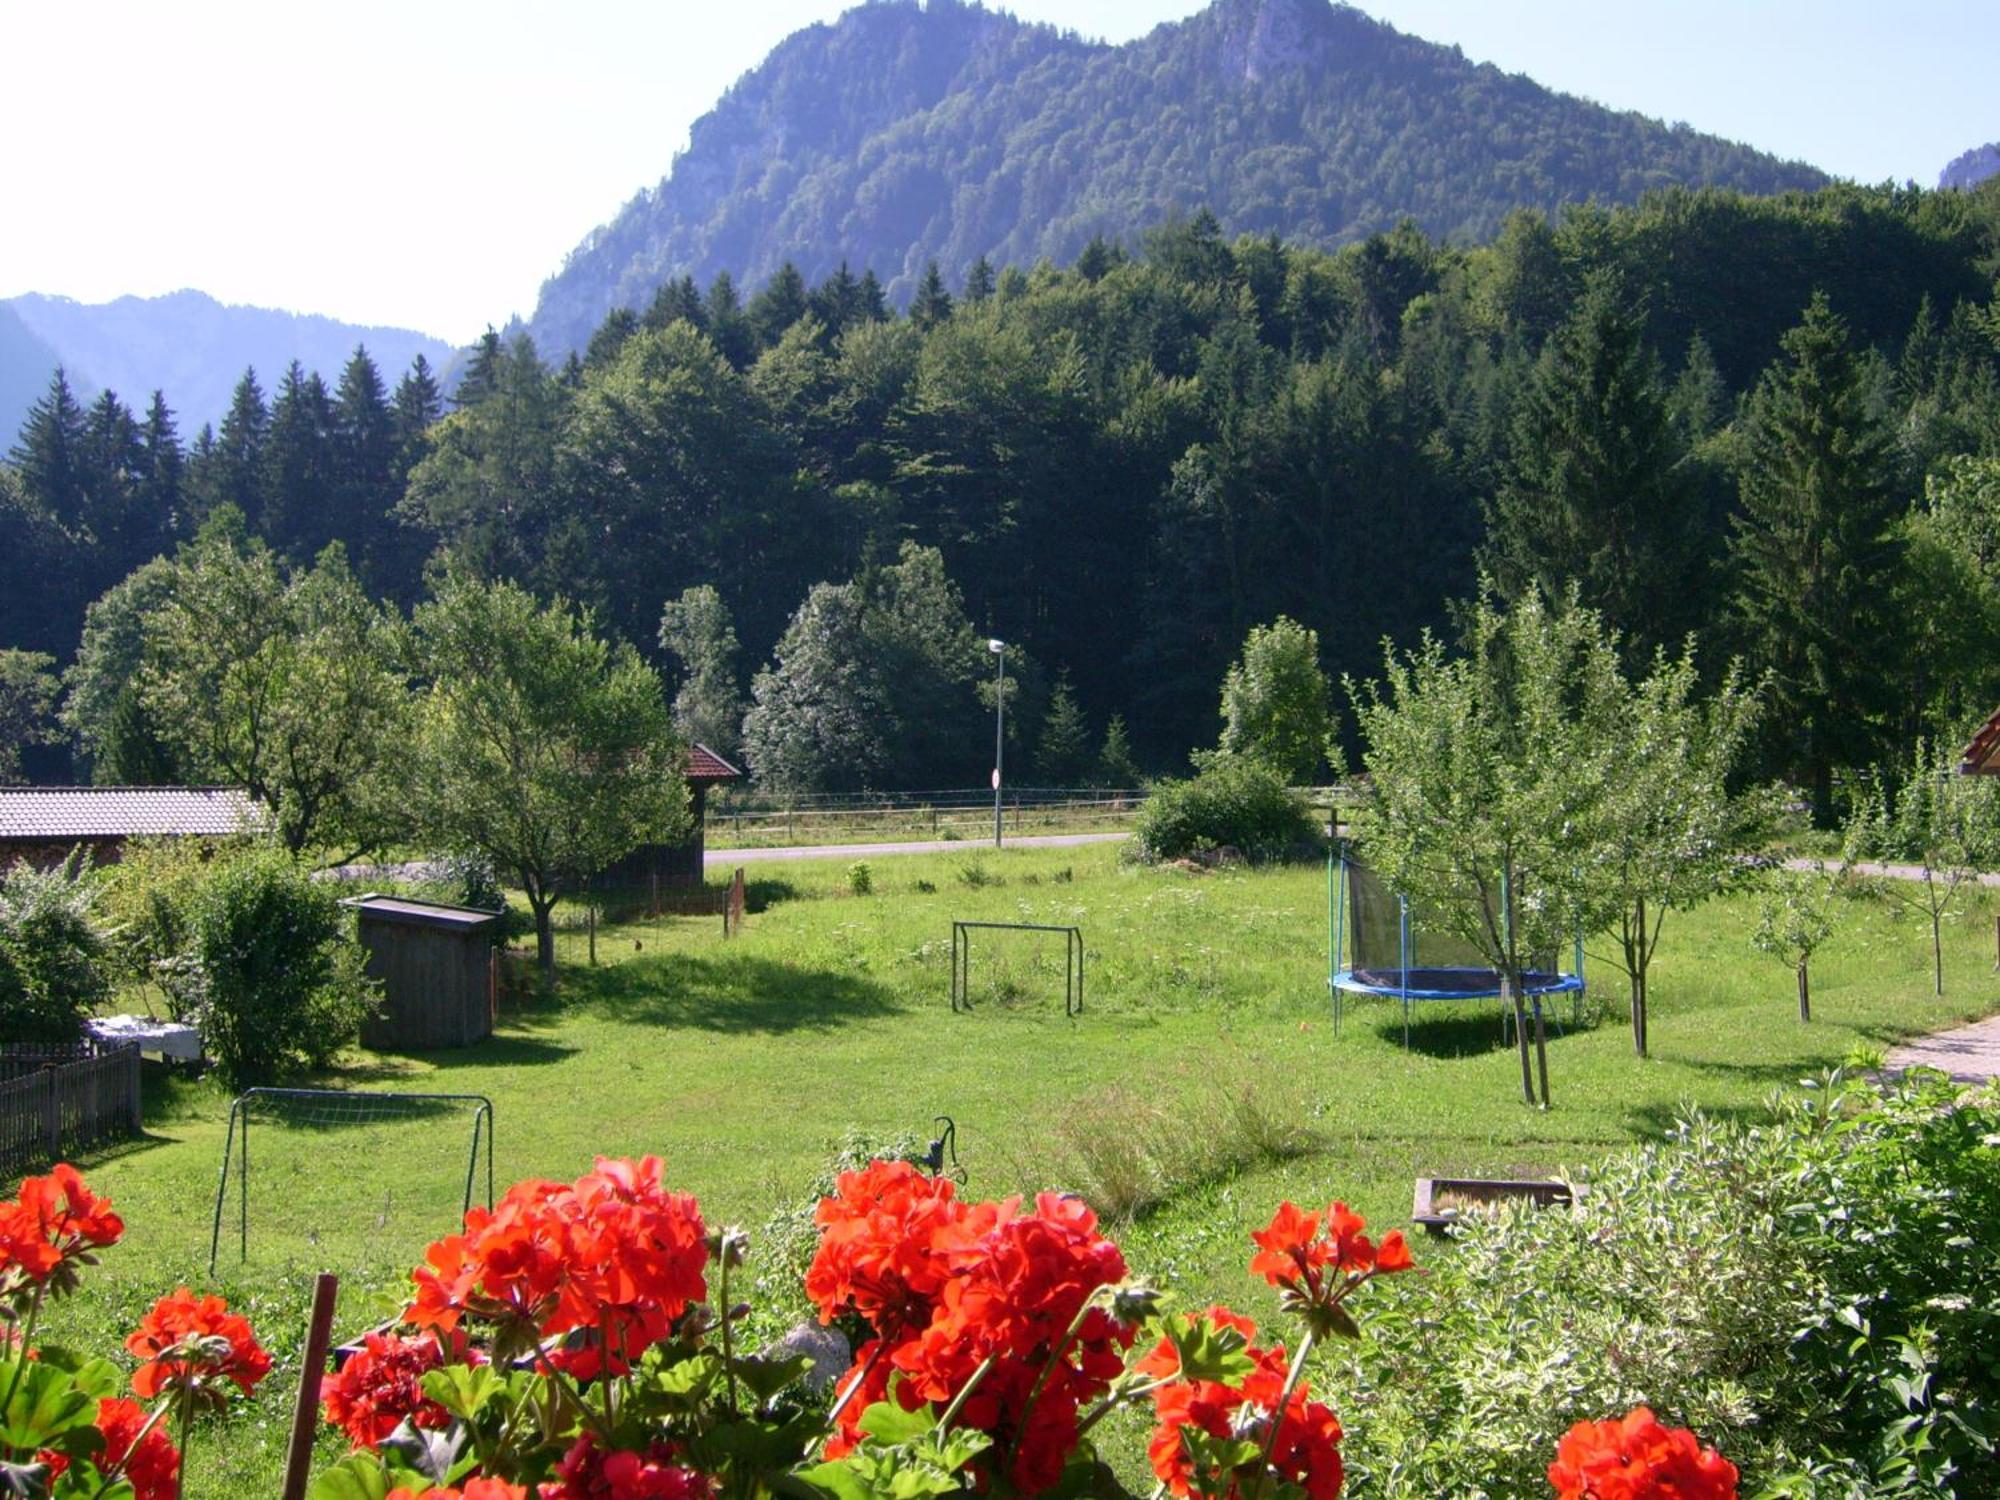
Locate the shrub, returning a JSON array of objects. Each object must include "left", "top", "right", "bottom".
[
  {"left": 181, "top": 849, "right": 378, "bottom": 1085},
  {"left": 0, "top": 852, "right": 110, "bottom": 1044},
  {"left": 1132, "top": 755, "right": 1319, "bottom": 863},
  {"left": 845, "top": 859, "right": 872, "bottom": 896},
  {"left": 1330, "top": 1071, "right": 2000, "bottom": 1498},
  {"left": 97, "top": 835, "right": 237, "bottom": 1020}
]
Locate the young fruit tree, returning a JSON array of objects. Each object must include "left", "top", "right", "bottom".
[
  {"left": 1751, "top": 864, "right": 1840, "bottom": 1021},
  {"left": 1590, "top": 649, "right": 1763, "bottom": 1057},
  {"left": 1350, "top": 586, "right": 1625, "bottom": 1107},
  {"left": 1844, "top": 737, "right": 2000, "bottom": 995},
  {"left": 409, "top": 571, "right": 689, "bottom": 976}
]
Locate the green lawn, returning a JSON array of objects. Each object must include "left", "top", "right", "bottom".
[{"left": 26, "top": 843, "right": 2000, "bottom": 1495}]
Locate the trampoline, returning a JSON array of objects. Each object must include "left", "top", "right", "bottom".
[{"left": 1328, "top": 850, "right": 1583, "bottom": 1045}]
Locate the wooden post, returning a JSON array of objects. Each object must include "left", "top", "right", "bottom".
[
  {"left": 1797, "top": 961, "right": 1811, "bottom": 1022},
  {"left": 280, "top": 1273, "right": 340, "bottom": 1500},
  {"left": 127, "top": 1044, "right": 142, "bottom": 1134},
  {"left": 41, "top": 1065, "right": 59, "bottom": 1160}
]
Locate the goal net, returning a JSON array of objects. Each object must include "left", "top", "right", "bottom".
[
  {"left": 208, "top": 1088, "right": 494, "bottom": 1274},
  {"left": 950, "top": 921, "right": 1084, "bottom": 1015}
]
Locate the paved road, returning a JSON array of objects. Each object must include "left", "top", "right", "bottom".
[
  {"left": 1888, "top": 1014, "right": 2000, "bottom": 1085},
  {"left": 705, "top": 831, "right": 1130, "bottom": 864},
  {"left": 1782, "top": 855, "right": 2000, "bottom": 888}
]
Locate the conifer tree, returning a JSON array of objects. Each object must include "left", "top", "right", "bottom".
[
  {"left": 1728, "top": 294, "right": 1906, "bottom": 824},
  {"left": 586, "top": 307, "right": 640, "bottom": 370},
  {"left": 704, "top": 272, "right": 757, "bottom": 368},
  {"left": 455, "top": 329, "right": 506, "bottom": 407},
  {"left": 391, "top": 355, "right": 443, "bottom": 474},
  {"left": 188, "top": 369, "right": 269, "bottom": 528},
  {"left": 749, "top": 263, "right": 810, "bottom": 348},
  {"left": 9, "top": 367, "right": 88, "bottom": 529},
  {"left": 1096, "top": 714, "right": 1141, "bottom": 788},
  {"left": 261, "top": 362, "right": 337, "bottom": 560},
  {"left": 963, "top": 256, "right": 995, "bottom": 303},
  {"left": 139, "top": 391, "right": 183, "bottom": 537},
  {"left": 1483, "top": 274, "right": 1702, "bottom": 656},
  {"left": 910, "top": 261, "right": 954, "bottom": 330},
  {"left": 333, "top": 347, "right": 396, "bottom": 584},
  {"left": 644, "top": 275, "right": 707, "bottom": 334},
  {"left": 1036, "top": 670, "right": 1091, "bottom": 783}
]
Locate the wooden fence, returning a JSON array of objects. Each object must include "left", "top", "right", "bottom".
[{"left": 0, "top": 1041, "right": 143, "bottom": 1176}]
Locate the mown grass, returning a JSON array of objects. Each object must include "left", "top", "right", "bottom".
[{"left": 24, "top": 842, "right": 2000, "bottom": 1495}]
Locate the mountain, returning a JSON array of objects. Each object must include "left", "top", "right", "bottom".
[
  {"left": 524, "top": 0, "right": 1826, "bottom": 356},
  {"left": 2, "top": 290, "right": 455, "bottom": 446},
  {"left": 1941, "top": 143, "right": 2000, "bottom": 191}
]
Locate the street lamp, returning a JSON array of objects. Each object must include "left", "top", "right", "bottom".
[{"left": 988, "top": 638, "right": 1005, "bottom": 848}]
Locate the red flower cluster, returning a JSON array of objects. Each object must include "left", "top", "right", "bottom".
[
  {"left": 322, "top": 1330, "right": 467, "bottom": 1446},
  {"left": 1137, "top": 1307, "right": 1345, "bottom": 1500},
  {"left": 1250, "top": 1201, "right": 1412, "bottom": 1315},
  {"left": 37, "top": 1396, "right": 181, "bottom": 1500},
  {"left": 542, "top": 1433, "right": 713, "bottom": 1498},
  {"left": 407, "top": 1156, "right": 707, "bottom": 1379},
  {"left": 389, "top": 1482, "right": 529, "bottom": 1500},
  {"left": 1549, "top": 1408, "right": 1739, "bottom": 1499},
  {"left": 125, "top": 1287, "right": 273, "bottom": 1400},
  {"left": 807, "top": 1162, "right": 1134, "bottom": 1495},
  {"left": 0, "top": 1163, "right": 124, "bottom": 1297}
]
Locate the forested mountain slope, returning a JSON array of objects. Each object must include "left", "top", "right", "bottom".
[
  {"left": 525, "top": 0, "right": 1825, "bottom": 356},
  {"left": 2, "top": 291, "right": 452, "bottom": 440}
]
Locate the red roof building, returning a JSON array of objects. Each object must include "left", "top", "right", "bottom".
[
  {"left": 596, "top": 744, "right": 745, "bottom": 896},
  {"left": 1960, "top": 707, "right": 2000, "bottom": 776}
]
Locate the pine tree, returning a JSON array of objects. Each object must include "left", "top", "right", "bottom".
[
  {"left": 1096, "top": 714, "right": 1141, "bottom": 788},
  {"left": 391, "top": 355, "right": 444, "bottom": 475},
  {"left": 261, "top": 361, "right": 337, "bottom": 559},
  {"left": 1482, "top": 273, "right": 1703, "bottom": 656},
  {"left": 586, "top": 307, "right": 641, "bottom": 370},
  {"left": 810, "top": 262, "right": 865, "bottom": 337},
  {"left": 644, "top": 275, "right": 707, "bottom": 334},
  {"left": 139, "top": 391, "right": 183, "bottom": 538},
  {"left": 856, "top": 269, "right": 889, "bottom": 324},
  {"left": 910, "top": 261, "right": 954, "bottom": 330},
  {"left": 749, "top": 263, "right": 810, "bottom": 348},
  {"left": 333, "top": 346, "right": 397, "bottom": 584},
  {"left": 704, "top": 273, "right": 757, "bottom": 368},
  {"left": 1728, "top": 294, "right": 1906, "bottom": 824},
  {"left": 188, "top": 369, "right": 269, "bottom": 528},
  {"left": 1036, "top": 670, "right": 1091, "bottom": 783},
  {"left": 9, "top": 367, "right": 88, "bottom": 529},
  {"left": 456, "top": 329, "right": 506, "bottom": 407},
  {"left": 963, "top": 256, "right": 996, "bottom": 303}
]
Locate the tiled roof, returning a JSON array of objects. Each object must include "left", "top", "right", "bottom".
[
  {"left": 686, "top": 744, "right": 744, "bottom": 783},
  {"left": 0, "top": 786, "right": 266, "bottom": 841},
  {"left": 1961, "top": 707, "right": 2000, "bottom": 776}
]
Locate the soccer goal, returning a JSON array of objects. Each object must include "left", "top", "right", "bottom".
[
  {"left": 949, "top": 921, "right": 1084, "bottom": 1015},
  {"left": 208, "top": 1088, "right": 494, "bottom": 1274}
]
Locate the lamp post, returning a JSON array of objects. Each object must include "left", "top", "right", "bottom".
[{"left": 988, "top": 638, "right": 1005, "bottom": 848}]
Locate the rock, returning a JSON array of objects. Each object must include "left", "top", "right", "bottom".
[{"left": 775, "top": 1321, "right": 851, "bottom": 1393}]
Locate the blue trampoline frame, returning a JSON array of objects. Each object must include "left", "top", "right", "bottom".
[{"left": 1328, "top": 848, "right": 1584, "bottom": 1046}]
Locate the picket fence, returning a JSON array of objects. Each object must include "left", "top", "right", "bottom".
[{"left": 0, "top": 1040, "right": 143, "bottom": 1176}]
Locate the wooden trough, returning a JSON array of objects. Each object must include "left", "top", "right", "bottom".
[{"left": 1411, "top": 1176, "right": 1576, "bottom": 1235}]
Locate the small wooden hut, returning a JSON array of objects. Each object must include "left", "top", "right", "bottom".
[
  {"left": 343, "top": 895, "right": 502, "bottom": 1050},
  {"left": 597, "top": 743, "right": 745, "bottom": 899}
]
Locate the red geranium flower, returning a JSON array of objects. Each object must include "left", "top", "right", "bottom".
[
  {"left": 1549, "top": 1407, "right": 1739, "bottom": 1500},
  {"left": 806, "top": 1160, "right": 967, "bottom": 1339},
  {"left": 322, "top": 1330, "right": 462, "bottom": 1447},
  {"left": 541, "top": 1432, "right": 713, "bottom": 1498},
  {"left": 126, "top": 1287, "right": 272, "bottom": 1399},
  {"left": 37, "top": 1396, "right": 180, "bottom": 1500},
  {"left": 1, "top": 1164, "right": 122, "bottom": 1295},
  {"left": 389, "top": 1481, "right": 529, "bottom": 1500}
]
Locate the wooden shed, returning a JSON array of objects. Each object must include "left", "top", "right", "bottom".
[
  {"left": 597, "top": 743, "right": 745, "bottom": 896},
  {"left": 343, "top": 895, "right": 501, "bottom": 1051}
]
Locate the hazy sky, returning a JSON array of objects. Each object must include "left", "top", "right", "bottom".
[{"left": 2, "top": 1, "right": 1992, "bottom": 346}]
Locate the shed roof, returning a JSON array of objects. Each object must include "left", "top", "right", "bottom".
[
  {"left": 686, "top": 744, "right": 744, "bottom": 783},
  {"left": 341, "top": 894, "right": 504, "bottom": 932},
  {"left": 1960, "top": 706, "right": 2000, "bottom": 775},
  {"left": 0, "top": 786, "right": 266, "bottom": 841}
]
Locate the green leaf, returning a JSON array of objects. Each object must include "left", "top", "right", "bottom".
[
  {"left": 419, "top": 1363, "right": 510, "bottom": 1423},
  {"left": 731, "top": 1350, "right": 815, "bottom": 1402},
  {"left": 0, "top": 1361, "right": 100, "bottom": 1452},
  {"left": 306, "top": 1454, "right": 397, "bottom": 1500},
  {"left": 1162, "top": 1313, "right": 1256, "bottom": 1385},
  {"left": 852, "top": 1399, "right": 936, "bottom": 1444},
  {"left": 379, "top": 1420, "right": 467, "bottom": 1484}
]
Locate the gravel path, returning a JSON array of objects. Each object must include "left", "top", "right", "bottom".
[{"left": 1887, "top": 1014, "right": 2000, "bottom": 1085}]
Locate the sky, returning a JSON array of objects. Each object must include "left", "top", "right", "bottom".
[{"left": 1, "top": 0, "right": 1993, "bottom": 347}]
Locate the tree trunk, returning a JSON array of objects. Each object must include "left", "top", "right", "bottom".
[
  {"left": 1630, "top": 893, "right": 1648, "bottom": 1059},
  {"left": 1505, "top": 971, "right": 1536, "bottom": 1106},
  {"left": 1810, "top": 759, "right": 1835, "bottom": 830},
  {"left": 1931, "top": 912, "right": 1943, "bottom": 997},
  {"left": 1796, "top": 960, "right": 1810, "bottom": 1022},
  {"left": 532, "top": 897, "right": 557, "bottom": 978},
  {"left": 1533, "top": 998, "right": 1552, "bottom": 1111}
]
